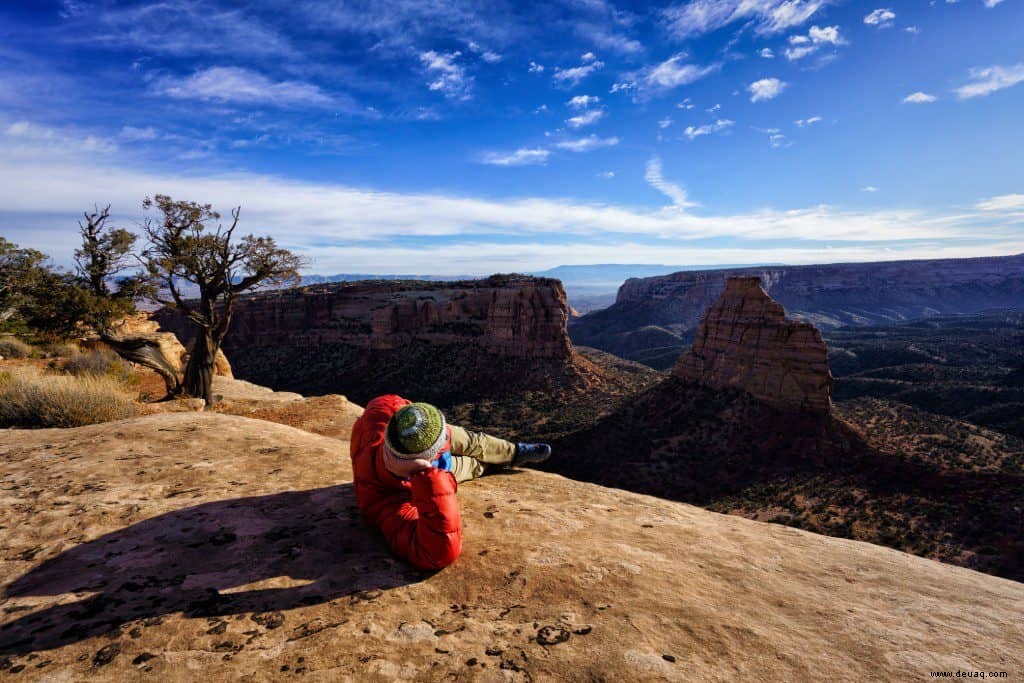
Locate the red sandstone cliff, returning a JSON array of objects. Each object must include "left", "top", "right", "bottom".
[
  {"left": 153, "top": 275, "right": 580, "bottom": 403},
  {"left": 674, "top": 277, "right": 833, "bottom": 412}
]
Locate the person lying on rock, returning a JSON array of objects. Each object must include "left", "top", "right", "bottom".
[{"left": 350, "top": 395, "right": 551, "bottom": 570}]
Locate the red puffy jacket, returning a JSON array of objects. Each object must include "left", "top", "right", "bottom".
[{"left": 350, "top": 394, "right": 462, "bottom": 570}]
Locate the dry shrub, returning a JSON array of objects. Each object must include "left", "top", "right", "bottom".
[
  {"left": 62, "top": 349, "right": 134, "bottom": 385},
  {"left": 43, "top": 341, "right": 80, "bottom": 358},
  {"left": 0, "top": 336, "right": 34, "bottom": 359},
  {"left": 0, "top": 366, "right": 136, "bottom": 428}
]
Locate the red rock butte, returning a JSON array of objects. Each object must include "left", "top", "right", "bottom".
[{"left": 674, "top": 276, "right": 834, "bottom": 413}]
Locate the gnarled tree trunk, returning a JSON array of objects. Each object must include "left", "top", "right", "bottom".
[
  {"left": 100, "top": 333, "right": 181, "bottom": 397},
  {"left": 183, "top": 330, "right": 217, "bottom": 405}
]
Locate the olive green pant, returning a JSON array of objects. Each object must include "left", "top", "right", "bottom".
[{"left": 448, "top": 425, "right": 516, "bottom": 484}]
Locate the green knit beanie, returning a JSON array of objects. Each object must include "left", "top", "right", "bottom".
[{"left": 385, "top": 403, "right": 448, "bottom": 461}]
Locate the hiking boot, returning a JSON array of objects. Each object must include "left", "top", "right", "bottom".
[{"left": 513, "top": 443, "right": 552, "bottom": 467}]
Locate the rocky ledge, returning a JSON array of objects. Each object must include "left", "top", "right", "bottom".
[
  {"left": 1, "top": 412, "right": 1021, "bottom": 680},
  {"left": 674, "top": 277, "right": 833, "bottom": 412}
]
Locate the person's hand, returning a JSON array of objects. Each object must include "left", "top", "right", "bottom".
[{"left": 381, "top": 447, "right": 434, "bottom": 479}]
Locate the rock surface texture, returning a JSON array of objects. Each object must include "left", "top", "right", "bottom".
[
  {"left": 1, "top": 412, "right": 1022, "bottom": 680},
  {"left": 571, "top": 253, "right": 1024, "bottom": 367},
  {"left": 675, "top": 277, "right": 833, "bottom": 412}
]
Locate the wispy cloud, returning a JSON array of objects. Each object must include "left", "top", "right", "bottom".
[
  {"left": 642, "top": 55, "right": 720, "bottom": 91},
  {"left": 955, "top": 63, "right": 1024, "bottom": 99},
  {"left": 554, "top": 135, "right": 620, "bottom": 152},
  {"left": 553, "top": 57, "right": 605, "bottom": 86},
  {"left": 975, "top": 193, "right": 1024, "bottom": 211},
  {"left": 683, "top": 119, "right": 734, "bottom": 140},
  {"left": 5, "top": 119, "right": 117, "bottom": 154},
  {"left": 748, "top": 77, "right": 787, "bottom": 102},
  {"left": 155, "top": 67, "right": 334, "bottom": 107},
  {"left": 661, "top": 0, "right": 829, "bottom": 39},
  {"left": 1, "top": 151, "right": 1020, "bottom": 273},
  {"left": 645, "top": 156, "right": 695, "bottom": 209},
  {"left": 566, "top": 109, "right": 605, "bottom": 128},
  {"left": 480, "top": 147, "right": 550, "bottom": 166},
  {"left": 420, "top": 50, "right": 473, "bottom": 100}
]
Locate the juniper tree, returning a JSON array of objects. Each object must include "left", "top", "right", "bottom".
[{"left": 140, "top": 194, "right": 302, "bottom": 404}]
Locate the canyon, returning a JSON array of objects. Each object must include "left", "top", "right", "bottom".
[
  {"left": 155, "top": 275, "right": 659, "bottom": 438},
  {"left": 570, "top": 253, "right": 1024, "bottom": 369}
]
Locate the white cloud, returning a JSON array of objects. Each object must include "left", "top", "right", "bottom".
[
  {"left": 794, "top": 116, "right": 823, "bottom": 127},
  {"left": 597, "top": 171, "right": 615, "bottom": 179},
  {"left": 567, "top": 95, "right": 600, "bottom": 109},
  {"left": 905, "top": 25, "right": 920, "bottom": 34},
  {"left": 984, "top": 0, "right": 1005, "bottom": 6},
  {"left": 645, "top": 156, "right": 696, "bottom": 209},
  {"left": 864, "top": 8, "right": 896, "bottom": 27},
  {"left": 528, "top": 61, "right": 545, "bottom": 73},
  {"left": 566, "top": 109, "right": 605, "bottom": 128},
  {"left": 748, "top": 77, "right": 787, "bottom": 102},
  {"left": 862, "top": 185, "right": 879, "bottom": 193},
  {"left": 581, "top": 52, "right": 598, "bottom": 62},
  {"left": 706, "top": 103, "right": 721, "bottom": 113},
  {"left": 659, "top": 118, "right": 673, "bottom": 129},
  {"left": 420, "top": 50, "right": 473, "bottom": 100},
  {"left": 955, "top": 63, "right": 1024, "bottom": 99},
  {"left": 661, "top": 0, "right": 829, "bottom": 39},
  {"left": 785, "top": 24, "right": 843, "bottom": 60},
  {"left": 156, "top": 67, "right": 334, "bottom": 107},
  {"left": 975, "top": 193, "right": 1024, "bottom": 211},
  {"left": 610, "top": 81, "right": 637, "bottom": 93},
  {"left": 645, "top": 55, "right": 720, "bottom": 89},
  {"left": 760, "top": 48, "right": 775, "bottom": 58},
  {"left": 554, "top": 135, "right": 620, "bottom": 152},
  {"left": 683, "top": 119, "right": 735, "bottom": 140},
  {"left": 1, "top": 150, "right": 1020, "bottom": 274},
  {"left": 466, "top": 41, "right": 501, "bottom": 63},
  {"left": 768, "top": 132, "right": 788, "bottom": 148},
  {"left": 480, "top": 147, "right": 550, "bottom": 166},
  {"left": 553, "top": 59, "right": 605, "bottom": 86},
  {"left": 903, "top": 91, "right": 937, "bottom": 104},
  {"left": 677, "top": 98, "right": 695, "bottom": 110}
]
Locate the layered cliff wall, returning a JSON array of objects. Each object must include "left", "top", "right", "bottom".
[
  {"left": 615, "top": 253, "right": 1024, "bottom": 328},
  {"left": 571, "top": 253, "right": 1024, "bottom": 368},
  {"left": 674, "top": 277, "right": 833, "bottom": 412},
  {"left": 155, "top": 275, "right": 576, "bottom": 402}
]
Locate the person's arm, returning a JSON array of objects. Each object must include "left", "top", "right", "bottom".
[{"left": 355, "top": 469, "right": 462, "bottom": 570}]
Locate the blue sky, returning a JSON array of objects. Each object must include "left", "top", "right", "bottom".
[{"left": 1, "top": 0, "right": 1022, "bottom": 274}]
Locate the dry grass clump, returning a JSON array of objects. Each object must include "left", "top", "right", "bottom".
[
  {"left": 0, "top": 336, "right": 34, "bottom": 359},
  {"left": 62, "top": 349, "right": 134, "bottom": 385},
  {"left": 0, "top": 366, "right": 136, "bottom": 428}
]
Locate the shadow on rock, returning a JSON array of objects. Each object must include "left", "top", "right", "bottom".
[{"left": 0, "top": 484, "right": 424, "bottom": 656}]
